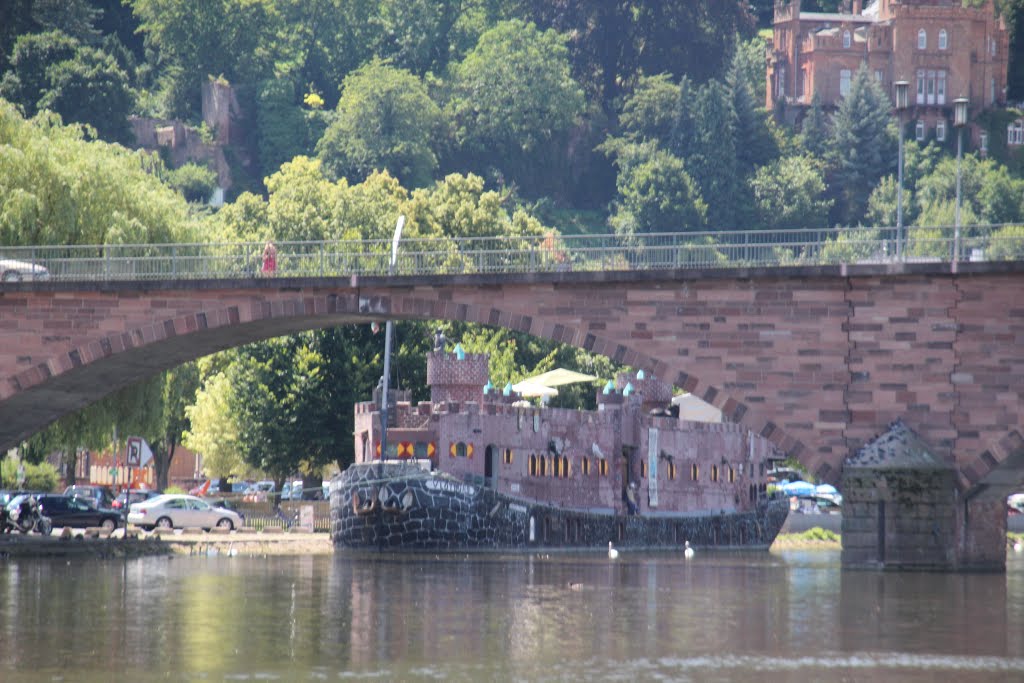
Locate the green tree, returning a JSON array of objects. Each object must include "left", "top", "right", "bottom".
[
  {"left": 183, "top": 371, "right": 245, "bottom": 479},
  {"left": 0, "top": 30, "right": 80, "bottom": 116},
  {"left": 799, "top": 92, "right": 828, "bottom": 157},
  {"left": 682, "top": 79, "right": 740, "bottom": 229},
  {"left": 446, "top": 19, "right": 585, "bottom": 197},
  {"left": 152, "top": 363, "right": 200, "bottom": 490},
  {"left": 37, "top": 45, "right": 136, "bottom": 143},
  {"left": 317, "top": 59, "right": 442, "bottom": 188},
  {"left": 127, "top": 0, "right": 283, "bottom": 118},
  {"left": 750, "top": 156, "right": 832, "bottom": 231},
  {"left": 165, "top": 162, "right": 217, "bottom": 204},
  {"left": 608, "top": 144, "right": 707, "bottom": 236},
  {"left": 619, "top": 73, "right": 683, "bottom": 144},
  {"left": 257, "top": 78, "right": 311, "bottom": 179},
  {"left": 0, "top": 100, "right": 193, "bottom": 246},
  {"left": 829, "top": 63, "right": 896, "bottom": 224}
]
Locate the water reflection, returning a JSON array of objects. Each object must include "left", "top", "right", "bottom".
[{"left": 0, "top": 549, "right": 1021, "bottom": 682}]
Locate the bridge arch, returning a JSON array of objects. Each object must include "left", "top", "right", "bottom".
[{"left": 2, "top": 264, "right": 1024, "bottom": 494}]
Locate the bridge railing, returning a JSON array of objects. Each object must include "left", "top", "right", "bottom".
[{"left": 2, "top": 225, "right": 1022, "bottom": 282}]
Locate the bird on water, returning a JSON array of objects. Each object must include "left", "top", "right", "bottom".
[
  {"left": 684, "top": 541, "right": 694, "bottom": 559},
  {"left": 608, "top": 541, "right": 619, "bottom": 559}
]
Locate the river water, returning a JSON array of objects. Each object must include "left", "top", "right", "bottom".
[{"left": 1, "top": 548, "right": 1022, "bottom": 682}]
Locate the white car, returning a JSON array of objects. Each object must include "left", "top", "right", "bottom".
[
  {"left": 0, "top": 258, "right": 49, "bottom": 282},
  {"left": 127, "top": 493, "right": 244, "bottom": 531}
]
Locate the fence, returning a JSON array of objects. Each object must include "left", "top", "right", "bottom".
[
  {"left": 233, "top": 500, "right": 331, "bottom": 533},
  {"left": 2, "top": 225, "right": 1022, "bottom": 283}
]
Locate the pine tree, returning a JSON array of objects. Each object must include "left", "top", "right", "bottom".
[
  {"left": 829, "top": 63, "right": 896, "bottom": 224},
  {"left": 800, "top": 92, "right": 828, "bottom": 158}
]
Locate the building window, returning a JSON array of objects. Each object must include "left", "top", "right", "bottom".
[
  {"left": 839, "top": 69, "right": 851, "bottom": 97},
  {"left": 529, "top": 454, "right": 537, "bottom": 476},
  {"left": 562, "top": 456, "right": 570, "bottom": 478},
  {"left": 533, "top": 414, "right": 539, "bottom": 432},
  {"left": 778, "top": 64, "right": 786, "bottom": 98},
  {"left": 711, "top": 465, "right": 720, "bottom": 482},
  {"left": 690, "top": 464, "right": 699, "bottom": 481},
  {"left": 981, "top": 132, "right": 989, "bottom": 155},
  {"left": 503, "top": 448, "right": 514, "bottom": 465},
  {"left": 918, "top": 29, "right": 926, "bottom": 50},
  {"left": 668, "top": 463, "right": 677, "bottom": 480},
  {"left": 1008, "top": 121, "right": 1024, "bottom": 146},
  {"left": 936, "top": 120, "right": 946, "bottom": 142},
  {"left": 991, "top": 36, "right": 997, "bottom": 57},
  {"left": 728, "top": 466, "right": 736, "bottom": 483},
  {"left": 991, "top": 77, "right": 996, "bottom": 105},
  {"left": 938, "top": 29, "right": 947, "bottom": 50},
  {"left": 915, "top": 121, "right": 925, "bottom": 141},
  {"left": 640, "top": 461, "right": 647, "bottom": 478},
  {"left": 843, "top": 30, "right": 851, "bottom": 49},
  {"left": 916, "top": 69, "right": 925, "bottom": 105},
  {"left": 874, "top": 69, "right": 883, "bottom": 82},
  {"left": 599, "top": 459, "right": 609, "bottom": 477},
  {"left": 581, "top": 457, "right": 591, "bottom": 476}
]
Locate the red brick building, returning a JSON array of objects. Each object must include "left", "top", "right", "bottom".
[{"left": 768, "top": 0, "right": 1008, "bottom": 145}]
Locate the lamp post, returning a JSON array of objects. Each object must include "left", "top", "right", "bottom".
[
  {"left": 894, "top": 80, "right": 909, "bottom": 260},
  {"left": 953, "top": 97, "right": 969, "bottom": 271},
  {"left": 378, "top": 215, "right": 405, "bottom": 476}
]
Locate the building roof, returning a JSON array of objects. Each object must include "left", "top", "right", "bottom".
[
  {"left": 845, "top": 419, "right": 953, "bottom": 470},
  {"left": 800, "top": 12, "right": 874, "bottom": 24}
]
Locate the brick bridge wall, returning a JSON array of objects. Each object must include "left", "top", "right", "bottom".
[{"left": 1, "top": 264, "right": 1023, "bottom": 496}]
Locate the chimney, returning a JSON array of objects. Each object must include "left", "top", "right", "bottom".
[{"left": 853, "top": 0, "right": 862, "bottom": 14}]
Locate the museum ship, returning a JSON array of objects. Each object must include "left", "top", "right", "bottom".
[{"left": 329, "top": 348, "right": 789, "bottom": 552}]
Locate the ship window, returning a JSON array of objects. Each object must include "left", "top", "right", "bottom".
[
  {"left": 690, "top": 464, "right": 699, "bottom": 481},
  {"left": 582, "top": 457, "right": 591, "bottom": 476},
  {"left": 456, "top": 442, "right": 468, "bottom": 458},
  {"left": 711, "top": 465, "right": 719, "bottom": 482},
  {"left": 728, "top": 466, "right": 735, "bottom": 483},
  {"left": 640, "top": 461, "right": 647, "bottom": 478},
  {"left": 539, "top": 455, "right": 546, "bottom": 476},
  {"left": 599, "top": 459, "right": 609, "bottom": 477},
  {"left": 552, "top": 456, "right": 560, "bottom": 477},
  {"left": 562, "top": 456, "right": 571, "bottom": 478},
  {"left": 668, "top": 463, "right": 676, "bottom": 480},
  {"left": 529, "top": 454, "right": 537, "bottom": 476},
  {"left": 503, "top": 448, "right": 514, "bottom": 465}
]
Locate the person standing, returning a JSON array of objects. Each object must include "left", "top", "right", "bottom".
[{"left": 261, "top": 240, "right": 277, "bottom": 276}]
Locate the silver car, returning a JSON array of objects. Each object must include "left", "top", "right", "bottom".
[
  {"left": 127, "top": 493, "right": 243, "bottom": 531},
  {"left": 0, "top": 258, "right": 49, "bottom": 282}
]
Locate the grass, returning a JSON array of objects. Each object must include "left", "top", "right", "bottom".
[{"left": 771, "top": 526, "right": 841, "bottom": 550}]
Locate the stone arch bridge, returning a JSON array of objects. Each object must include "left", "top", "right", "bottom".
[{"left": 2, "top": 262, "right": 1023, "bottom": 568}]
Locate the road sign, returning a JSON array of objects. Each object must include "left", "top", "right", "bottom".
[{"left": 126, "top": 437, "right": 153, "bottom": 467}]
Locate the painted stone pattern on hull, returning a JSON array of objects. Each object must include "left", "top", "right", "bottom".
[{"left": 330, "top": 463, "right": 790, "bottom": 551}]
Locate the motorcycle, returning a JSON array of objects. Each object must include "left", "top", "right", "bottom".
[{"left": 7, "top": 496, "right": 52, "bottom": 535}]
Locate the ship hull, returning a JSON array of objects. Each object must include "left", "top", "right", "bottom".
[{"left": 330, "top": 463, "right": 790, "bottom": 552}]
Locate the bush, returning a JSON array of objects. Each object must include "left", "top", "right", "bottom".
[
  {"left": 166, "top": 163, "right": 218, "bottom": 204},
  {"left": 0, "top": 459, "right": 59, "bottom": 491}
]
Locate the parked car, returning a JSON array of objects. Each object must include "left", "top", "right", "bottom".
[
  {"left": 244, "top": 480, "right": 275, "bottom": 502},
  {"left": 64, "top": 485, "right": 116, "bottom": 509},
  {"left": 111, "top": 489, "right": 162, "bottom": 510},
  {"left": 127, "top": 494, "right": 244, "bottom": 531},
  {"left": 37, "top": 494, "right": 120, "bottom": 531},
  {"left": 0, "top": 258, "right": 49, "bottom": 282}
]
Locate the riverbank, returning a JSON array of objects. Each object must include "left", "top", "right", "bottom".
[{"left": 0, "top": 528, "right": 334, "bottom": 559}]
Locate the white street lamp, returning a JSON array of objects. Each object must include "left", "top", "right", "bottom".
[
  {"left": 894, "top": 81, "right": 909, "bottom": 260},
  {"left": 953, "top": 98, "right": 969, "bottom": 271}
]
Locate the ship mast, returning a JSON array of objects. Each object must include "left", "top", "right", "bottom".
[{"left": 378, "top": 215, "right": 405, "bottom": 472}]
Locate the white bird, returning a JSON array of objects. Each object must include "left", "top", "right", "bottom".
[
  {"left": 607, "top": 541, "right": 619, "bottom": 560},
  {"left": 1014, "top": 540, "right": 1022, "bottom": 553},
  {"left": 683, "top": 541, "right": 694, "bottom": 559}
]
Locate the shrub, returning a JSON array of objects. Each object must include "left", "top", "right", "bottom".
[{"left": 166, "top": 163, "right": 218, "bottom": 203}]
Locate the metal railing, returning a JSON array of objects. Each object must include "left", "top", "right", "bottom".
[{"left": 1, "top": 224, "right": 1022, "bottom": 283}]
